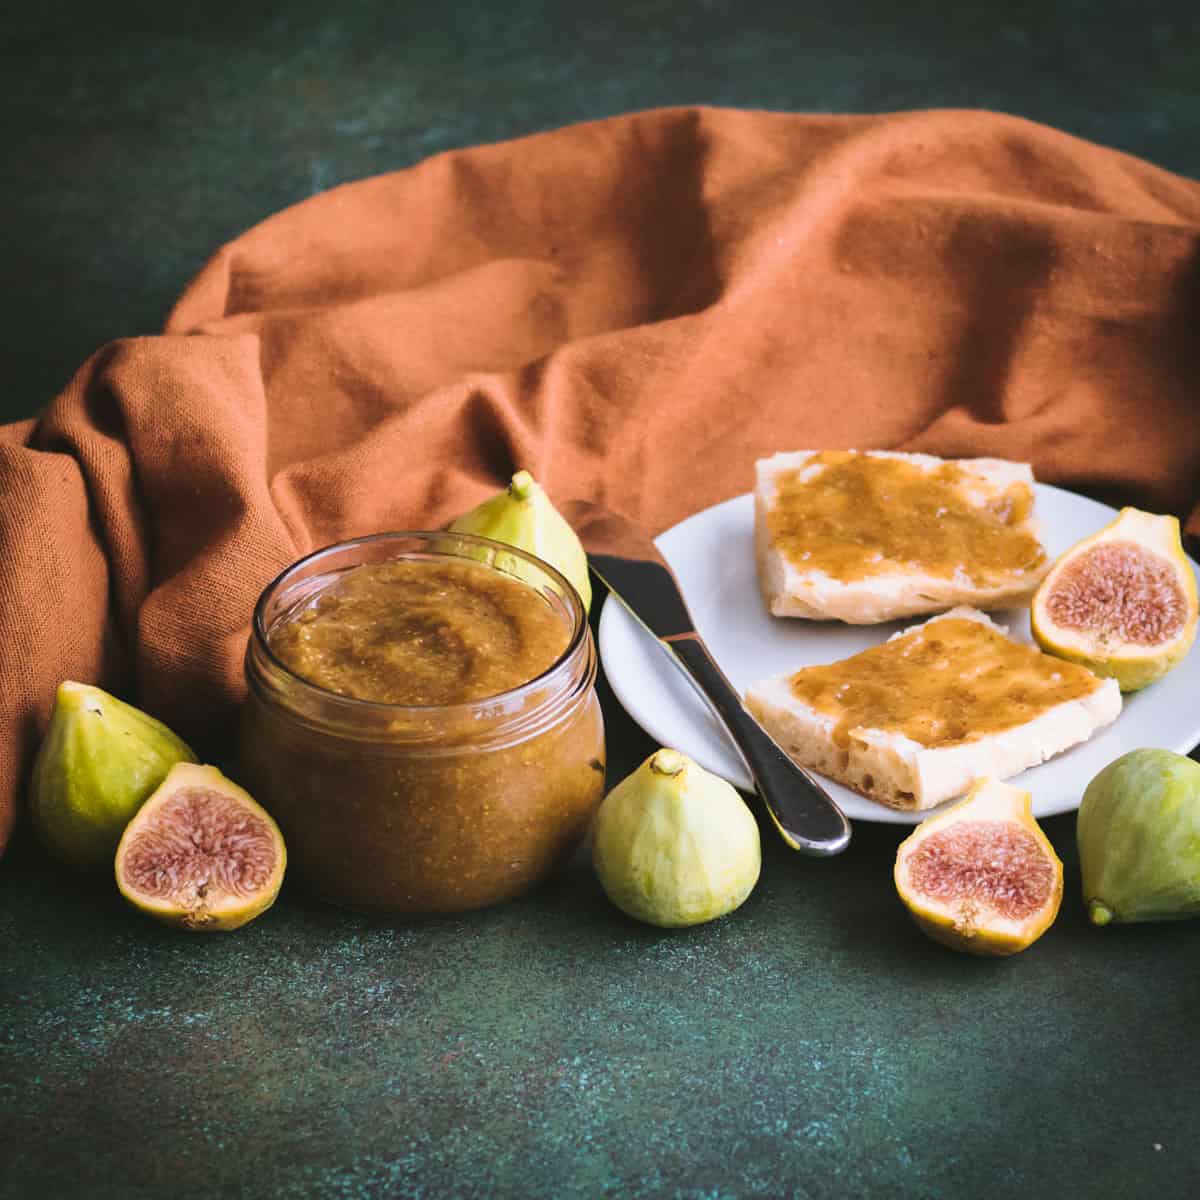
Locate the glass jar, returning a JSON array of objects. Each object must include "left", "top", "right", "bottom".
[{"left": 239, "top": 531, "right": 605, "bottom": 913}]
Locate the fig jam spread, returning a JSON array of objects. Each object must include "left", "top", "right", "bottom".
[
  {"left": 240, "top": 540, "right": 605, "bottom": 914},
  {"left": 787, "top": 616, "right": 1101, "bottom": 749},
  {"left": 766, "top": 451, "right": 1046, "bottom": 584},
  {"left": 267, "top": 559, "right": 571, "bottom": 705}
]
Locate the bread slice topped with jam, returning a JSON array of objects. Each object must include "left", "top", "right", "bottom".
[
  {"left": 744, "top": 607, "right": 1122, "bottom": 812},
  {"left": 755, "top": 450, "right": 1052, "bottom": 624}
]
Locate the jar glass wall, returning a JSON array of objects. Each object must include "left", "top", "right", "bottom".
[{"left": 239, "top": 531, "right": 605, "bottom": 913}]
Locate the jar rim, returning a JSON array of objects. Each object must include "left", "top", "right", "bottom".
[{"left": 250, "top": 530, "right": 591, "bottom": 719}]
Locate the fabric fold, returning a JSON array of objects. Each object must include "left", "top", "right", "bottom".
[{"left": 3, "top": 105, "right": 1199, "bottom": 855}]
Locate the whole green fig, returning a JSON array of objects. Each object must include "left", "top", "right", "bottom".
[
  {"left": 30, "top": 681, "right": 197, "bottom": 870},
  {"left": 591, "top": 748, "right": 761, "bottom": 928},
  {"left": 1077, "top": 748, "right": 1200, "bottom": 926},
  {"left": 448, "top": 470, "right": 592, "bottom": 612}
]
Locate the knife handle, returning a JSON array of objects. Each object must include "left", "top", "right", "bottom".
[{"left": 666, "top": 635, "right": 851, "bottom": 857}]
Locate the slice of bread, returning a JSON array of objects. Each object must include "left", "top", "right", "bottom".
[
  {"left": 755, "top": 449, "right": 1051, "bottom": 624},
  {"left": 744, "top": 607, "right": 1122, "bottom": 812}
]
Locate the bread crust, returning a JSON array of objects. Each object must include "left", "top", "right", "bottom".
[
  {"left": 744, "top": 608, "right": 1122, "bottom": 812},
  {"left": 755, "top": 450, "right": 1051, "bottom": 624}
]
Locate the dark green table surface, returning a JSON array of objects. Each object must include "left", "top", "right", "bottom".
[{"left": 3, "top": 4, "right": 1199, "bottom": 1197}]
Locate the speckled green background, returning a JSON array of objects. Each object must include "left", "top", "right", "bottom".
[
  {"left": 4, "top": 3, "right": 1200, "bottom": 1197},
  {"left": 6, "top": 793, "right": 1200, "bottom": 1198}
]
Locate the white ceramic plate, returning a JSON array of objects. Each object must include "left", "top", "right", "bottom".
[{"left": 598, "top": 484, "right": 1200, "bottom": 825}]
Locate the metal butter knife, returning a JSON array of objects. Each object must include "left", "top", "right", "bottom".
[{"left": 562, "top": 500, "right": 851, "bottom": 857}]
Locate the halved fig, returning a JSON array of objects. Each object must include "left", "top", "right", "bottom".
[
  {"left": 1030, "top": 507, "right": 1197, "bottom": 692},
  {"left": 893, "top": 777, "right": 1062, "bottom": 956},
  {"left": 115, "top": 763, "right": 286, "bottom": 932}
]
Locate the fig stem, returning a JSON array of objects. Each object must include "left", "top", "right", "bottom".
[
  {"left": 650, "top": 749, "right": 686, "bottom": 778},
  {"left": 56, "top": 680, "right": 104, "bottom": 715},
  {"left": 509, "top": 470, "right": 536, "bottom": 501},
  {"left": 1088, "top": 900, "right": 1114, "bottom": 926}
]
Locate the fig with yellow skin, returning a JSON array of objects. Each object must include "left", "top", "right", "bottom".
[
  {"left": 30, "top": 680, "right": 197, "bottom": 870},
  {"left": 1078, "top": 749, "right": 1200, "bottom": 926},
  {"left": 1031, "top": 507, "right": 1198, "bottom": 691},
  {"left": 448, "top": 470, "right": 592, "bottom": 612},
  {"left": 591, "top": 749, "right": 761, "bottom": 928},
  {"left": 893, "top": 777, "right": 1063, "bottom": 956},
  {"left": 115, "top": 762, "right": 286, "bottom": 932}
]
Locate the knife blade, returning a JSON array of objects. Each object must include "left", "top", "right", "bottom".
[{"left": 561, "top": 500, "right": 851, "bottom": 857}]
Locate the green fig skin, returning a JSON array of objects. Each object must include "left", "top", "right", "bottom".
[
  {"left": 1077, "top": 749, "right": 1200, "bottom": 926},
  {"left": 30, "top": 681, "right": 197, "bottom": 871},
  {"left": 591, "top": 748, "right": 761, "bottom": 928},
  {"left": 448, "top": 470, "right": 592, "bottom": 613}
]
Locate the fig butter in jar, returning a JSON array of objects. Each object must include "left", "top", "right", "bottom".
[{"left": 239, "top": 531, "right": 605, "bottom": 913}]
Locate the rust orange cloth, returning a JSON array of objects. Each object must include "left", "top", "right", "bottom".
[{"left": 3, "top": 106, "right": 1200, "bottom": 854}]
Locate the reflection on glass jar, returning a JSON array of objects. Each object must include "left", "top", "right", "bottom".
[{"left": 239, "top": 531, "right": 605, "bottom": 913}]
